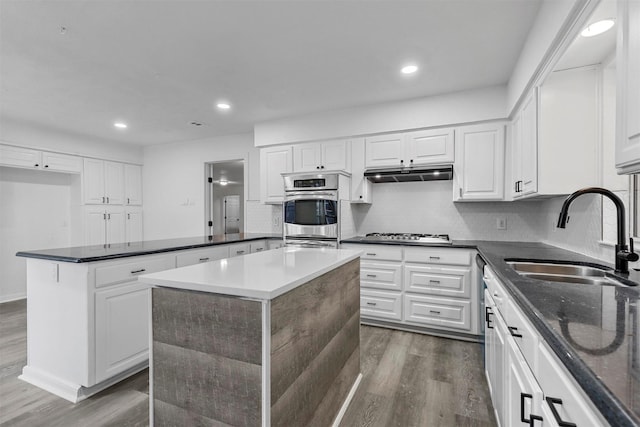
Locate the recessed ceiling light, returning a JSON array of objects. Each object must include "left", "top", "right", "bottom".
[
  {"left": 217, "top": 103, "right": 231, "bottom": 110},
  {"left": 401, "top": 65, "right": 418, "bottom": 74},
  {"left": 113, "top": 122, "right": 127, "bottom": 129},
  {"left": 581, "top": 19, "right": 615, "bottom": 37}
]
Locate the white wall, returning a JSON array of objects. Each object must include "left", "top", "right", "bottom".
[
  {"left": 0, "top": 117, "right": 143, "bottom": 164},
  {"left": 0, "top": 167, "right": 78, "bottom": 302},
  {"left": 143, "top": 133, "right": 258, "bottom": 240},
  {"left": 254, "top": 86, "right": 507, "bottom": 146}
]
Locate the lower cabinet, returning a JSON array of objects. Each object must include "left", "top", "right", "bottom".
[
  {"left": 483, "top": 266, "right": 607, "bottom": 427},
  {"left": 95, "top": 281, "right": 150, "bottom": 383},
  {"left": 175, "top": 246, "right": 230, "bottom": 268},
  {"left": 404, "top": 293, "right": 471, "bottom": 331},
  {"left": 361, "top": 288, "right": 402, "bottom": 320}
]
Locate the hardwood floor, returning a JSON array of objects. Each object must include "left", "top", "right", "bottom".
[{"left": 0, "top": 299, "right": 496, "bottom": 426}]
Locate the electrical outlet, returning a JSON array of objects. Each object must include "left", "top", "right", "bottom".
[
  {"left": 273, "top": 215, "right": 281, "bottom": 228},
  {"left": 496, "top": 217, "right": 507, "bottom": 230}
]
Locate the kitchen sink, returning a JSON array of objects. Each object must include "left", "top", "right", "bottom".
[{"left": 506, "top": 261, "right": 634, "bottom": 287}]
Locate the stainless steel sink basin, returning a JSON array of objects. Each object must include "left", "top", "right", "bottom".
[{"left": 506, "top": 261, "right": 633, "bottom": 287}]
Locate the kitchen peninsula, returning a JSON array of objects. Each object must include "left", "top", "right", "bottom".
[{"left": 139, "top": 247, "right": 362, "bottom": 427}]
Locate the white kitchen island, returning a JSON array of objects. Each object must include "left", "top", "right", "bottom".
[{"left": 139, "top": 247, "right": 362, "bottom": 427}]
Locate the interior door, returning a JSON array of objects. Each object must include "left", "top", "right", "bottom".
[{"left": 224, "top": 195, "right": 240, "bottom": 234}]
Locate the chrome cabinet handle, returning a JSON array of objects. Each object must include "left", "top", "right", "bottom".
[
  {"left": 199, "top": 257, "right": 209, "bottom": 262},
  {"left": 236, "top": 250, "right": 245, "bottom": 254},
  {"left": 366, "top": 302, "right": 377, "bottom": 306},
  {"left": 106, "top": 196, "right": 110, "bottom": 203},
  {"left": 545, "top": 397, "right": 575, "bottom": 427},
  {"left": 429, "top": 280, "right": 440, "bottom": 284},
  {"left": 102, "top": 196, "right": 106, "bottom": 203},
  {"left": 127, "top": 198, "right": 130, "bottom": 204},
  {"left": 365, "top": 253, "right": 377, "bottom": 256},
  {"left": 429, "top": 256, "right": 440, "bottom": 260},
  {"left": 430, "top": 310, "right": 441, "bottom": 315},
  {"left": 366, "top": 274, "right": 377, "bottom": 278},
  {"left": 107, "top": 213, "right": 111, "bottom": 220},
  {"left": 255, "top": 247, "right": 264, "bottom": 251},
  {"left": 130, "top": 268, "right": 146, "bottom": 274}
]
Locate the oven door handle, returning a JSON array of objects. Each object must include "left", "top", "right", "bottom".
[{"left": 285, "top": 191, "right": 338, "bottom": 201}]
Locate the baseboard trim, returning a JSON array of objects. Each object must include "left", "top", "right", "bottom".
[
  {"left": 20, "top": 362, "right": 148, "bottom": 403},
  {"left": 0, "top": 294, "right": 26, "bottom": 304},
  {"left": 361, "top": 318, "right": 482, "bottom": 343},
  {"left": 331, "top": 373, "right": 363, "bottom": 427}
]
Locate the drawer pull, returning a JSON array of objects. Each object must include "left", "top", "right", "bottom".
[
  {"left": 366, "top": 302, "right": 377, "bottom": 306},
  {"left": 485, "top": 307, "right": 494, "bottom": 329},
  {"left": 236, "top": 250, "right": 245, "bottom": 254},
  {"left": 429, "top": 256, "right": 440, "bottom": 260},
  {"left": 199, "top": 257, "right": 209, "bottom": 262},
  {"left": 429, "top": 280, "right": 440, "bottom": 284},
  {"left": 366, "top": 274, "right": 377, "bottom": 278},
  {"left": 545, "top": 397, "right": 576, "bottom": 427},
  {"left": 521, "top": 393, "right": 543, "bottom": 426},
  {"left": 365, "top": 253, "right": 377, "bottom": 256},
  {"left": 430, "top": 310, "right": 441, "bottom": 315},
  {"left": 508, "top": 326, "right": 523, "bottom": 338},
  {"left": 130, "top": 268, "right": 146, "bottom": 274},
  {"left": 255, "top": 247, "right": 264, "bottom": 251}
]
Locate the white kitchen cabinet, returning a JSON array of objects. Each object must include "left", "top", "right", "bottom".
[
  {"left": 260, "top": 145, "right": 293, "bottom": 204},
  {"left": 616, "top": 0, "right": 640, "bottom": 174},
  {"left": 292, "top": 140, "right": 349, "bottom": 172},
  {"left": 365, "top": 128, "right": 454, "bottom": 169},
  {"left": 511, "top": 88, "right": 538, "bottom": 198},
  {"left": 84, "top": 206, "right": 125, "bottom": 246},
  {"left": 123, "top": 164, "right": 142, "bottom": 205},
  {"left": 350, "top": 138, "right": 372, "bottom": 204},
  {"left": 175, "top": 245, "right": 230, "bottom": 268},
  {"left": 403, "top": 293, "right": 472, "bottom": 331},
  {"left": 505, "top": 335, "right": 543, "bottom": 427},
  {"left": 125, "top": 208, "right": 143, "bottom": 243},
  {"left": 484, "top": 290, "right": 507, "bottom": 426},
  {"left": 83, "top": 158, "right": 125, "bottom": 205},
  {"left": 249, "top": 239, "right": 267, "bottom": 253},
  {"left": 361, "top": 260, "right": 402, "bottom": 291},
  {"left": 404, "top": 264, "right": 471, "bottom": 299},
  {"left": 268, "top": 239, "right": 285, "bottom": 250},
  {"left": 453, "top": 123, "right": 505, "bottom": 201},
  {"left": 0, "top": 144, "right": 82, "bottom": 173},
  {"left": 95, "top": 281, "right": 150, "bottom": 383},
  {"left": 361, "top": 288, "right": 403, "bottom": 321}
]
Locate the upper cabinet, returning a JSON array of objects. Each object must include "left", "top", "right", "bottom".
[
  {"left": 453, "top": 123, "right": 505, "bottom": 201},
  {"left": 124, "top": 164, "right": 142, "bottom": 206},
  {"left": 0, "top": 144, "right": 81, "bottom": 173},
  {"left": 83, "top": 158, "right": 125, "bottom": 205},
  {"left": 365, "top": 128, "right": 454, "bottom": 169},
  {"left": 293, "top": 140, "right": 349, "bottom": 172},
  {"left": 510, "top": 67, "right": 599, "bottom": 199},
  {"left": 616, "top": 0, "right": 640, "bottom": 174},
  {"left": 260, "top": 145, "right": 293, "bottom": 204},
  {"left": 350, "top": 138, "right": 372, "bottom": 204}
]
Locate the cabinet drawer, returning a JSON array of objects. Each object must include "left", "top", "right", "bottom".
[
  {"left": 483, "top": 266, "right": 509, "bottom": 315},
  {"left": 95, "top": 254, "right": 174, "bottom": 288},
  {"left": 361, "top": 289, "right": 402, "bottom": 321},
  {"left": 404, "top": 264, "right": 471, "bottom": 298},
  {"left": 537, "top": 342, "right": 605, "bottom": 427},
  {"left": 175, "top": 246, "right": 230, "bottom": 268},
  {"left": 505, "top": 299, "right": 537, "bottom": 371},
  {"left": 404, "top": 294, "right": 471, "bottom": 331},
  {"left": 361, "top": 260, "right": 402, "bottom": 291},
  {"left": 228, "top": 242, "right": 250, "bottom": 257},
  {"left": 250, "top": 240, "right": 267, "bottom": 253},
  {"left": 404, "top": 247, "right": 472, "bottom": 266},
  {"left": 41, "top": 151, "right": 82, "bottom": 173},
  {"left": 360, "top": 245, "right": 403, "bottom": 261}
]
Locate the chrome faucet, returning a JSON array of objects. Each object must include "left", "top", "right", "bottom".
[{"left": 557, "top": 187, "right": 638, "bottom": 274}]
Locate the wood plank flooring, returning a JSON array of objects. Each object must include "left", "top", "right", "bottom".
[{"left": 0, "top": 299, "right": 496, "bottom": 427}]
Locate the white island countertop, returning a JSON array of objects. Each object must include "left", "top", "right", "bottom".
[{"left": 138, "top": 247, "right": 362, "bottom": 300}]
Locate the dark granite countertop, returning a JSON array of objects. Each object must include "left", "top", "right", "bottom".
[
  {"left": 15, "top": 233, "right": 281, "bottom": 263},
  {"left": 341, "top": 237, "right": 640, "bottom": 427}
]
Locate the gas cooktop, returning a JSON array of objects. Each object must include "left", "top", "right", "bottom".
[{"left": 362, "top": 233, "right": 452, "bottom": 244}]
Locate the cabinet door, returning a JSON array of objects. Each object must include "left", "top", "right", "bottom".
[
  {"left": 404, "top": 264, "right": 471, "bottom": 298},
  {"left": 41, "top": 152, "right": 82, "bottom": 173},
  {"left": 364, "top": 133, "right": 405, "bottom": 168},
  {"left": 616, "top": 0, "right": 640, "bottom": 173},
  {"left": 85, "top": 207, "right": 106, "bottom": 246},
  {"left": 104, "top": 161, "right": 124, "bottom": 205},
  {"left": 321, "top": 140, "right": 348, "bottom": 171},
  {"left": 260, "top": 146, "right": 292, "bottom": 203},
  {"left": 361, "top": 260, "right": 402, "bottom": 291},
  {"left": 293, "top": 143, "right": 322, "bottom": 172},
  {"left": 106, "top": 208, "right": 126, "bottom": 245},
  {"left": 361, "top": 289, "right": 402, "bottom": 320},
  {"left": 125, "top": 208, "right": 143, "bottom": 243},
  {"left": 403, "top": 293, "right": 471, "bottom": 331},
  {"left": 405, "top": 128, "right": 454, "bottom": 166},
  {"left": 83, "top": 158, "right": 106, "bottom": 204},
  {"left": 0, "top": 144, "right": 41, "bottom": 169},
  {"left": 350, "top": 138, "right": 372, "bottom": 203},
  {"left": 510, "top": 112, "right": 523, "bottom": 199},
  {"left": 519, "top": 90, "right": 538, "bottom": 196},
  {"left": 505, "top": 337, "right": 543, "bottom": 427},
  {"left": 455, "top": 123, "right": 505, "bottom": 201},
  {"left": 95, "top": 282, "right": 150, "bottom": 383},
  {"left": 486, "top": 290, "right": 507, "bottom": 425},
  {"left": 124, "top": 164, "right": 142, "bottom": 205}
]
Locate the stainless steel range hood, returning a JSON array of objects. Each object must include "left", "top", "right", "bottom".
[{"left": 364, "top": 165, "right": 453, "bottom": 183}]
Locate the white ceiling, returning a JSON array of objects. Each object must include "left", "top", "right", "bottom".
[{"left": 0, "top": 0, "right": 543, "bottom": 146}]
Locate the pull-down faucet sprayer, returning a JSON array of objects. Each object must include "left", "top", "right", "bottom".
[{"left": 557, "top": 187, "right": 638, "bottom": 274}]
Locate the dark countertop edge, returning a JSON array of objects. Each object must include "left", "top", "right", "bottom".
[
  {"left": 340, "top": 237, "right": 638, "bottom": 427},
  {"left": 16, "top": 235, "right": 282, "bottom": 264},
  {"left": 340, "top": 238, "right": 477, "bottom": 249}
]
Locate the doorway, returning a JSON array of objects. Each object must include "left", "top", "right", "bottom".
[{"left": 205, "top": 160, "right": 244, "bottom": 236}]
